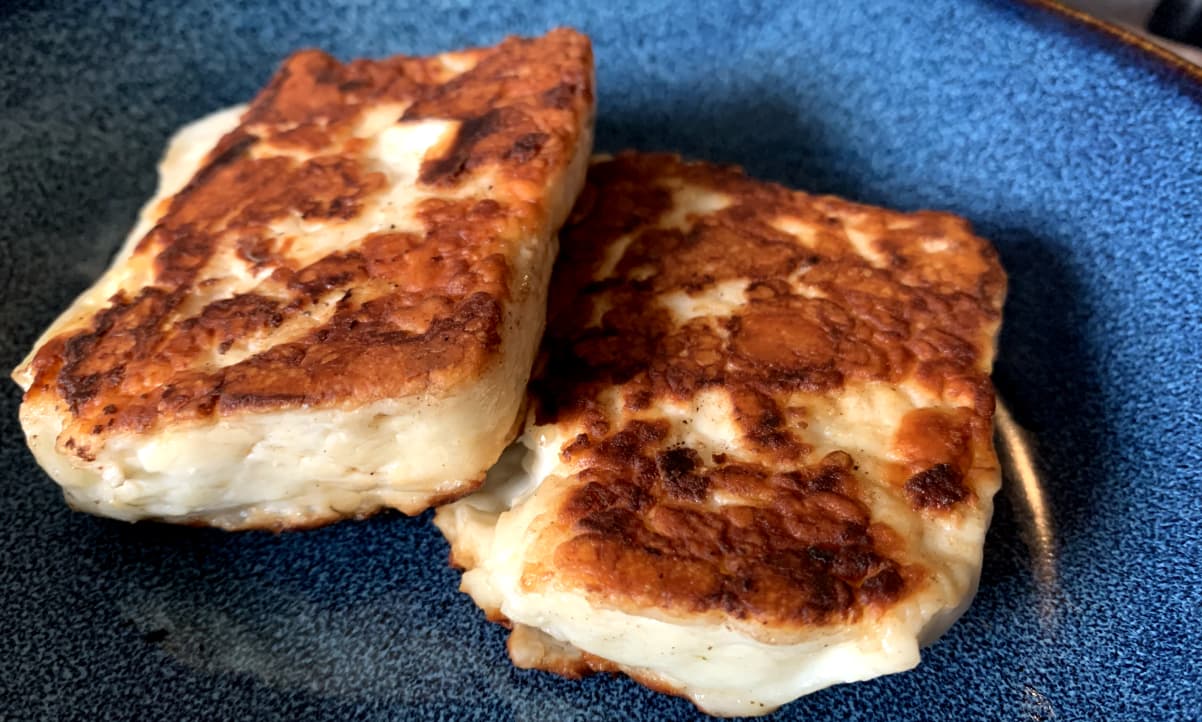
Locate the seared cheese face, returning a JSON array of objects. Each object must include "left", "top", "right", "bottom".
[
  {"left": 436, "top": 153, "right": 1006, "bottom": 716},
  {"left": 12, "top": 30, "right": 595, "bottom": 529}
]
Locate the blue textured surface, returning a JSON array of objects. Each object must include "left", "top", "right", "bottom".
[{"left": 2, "top": 0, "right": 1200, "bottom": 719}]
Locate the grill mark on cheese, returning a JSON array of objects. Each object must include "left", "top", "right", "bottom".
[
  {"left": 521, "top": 153, "right": 1005, "bottom": 628},
  {"left": 417, "top": 108, "right": 508, "bottom": 185},
  {"left": 26, "top": 29, "right": 594, "bottom": 450}
]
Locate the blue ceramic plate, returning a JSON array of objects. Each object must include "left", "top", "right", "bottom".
[{"left": 2, "top": 1, "right": 1199, "bottom": 719}]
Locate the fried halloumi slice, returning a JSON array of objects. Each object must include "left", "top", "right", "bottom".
[
  {"left": 435, "top": 153, "right": 1007, "bottom": 716},
  {"left": 12, "top": 30, "right": 595, "bottom": 529}
]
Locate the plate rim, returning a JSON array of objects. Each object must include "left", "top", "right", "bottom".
[{"left": 1024, "top": 0, "right": 1202, "bottom": 95}]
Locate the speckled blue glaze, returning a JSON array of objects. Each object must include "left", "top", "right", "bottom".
[{"left": 2, "top": 1, "right": 1199, "bottom": 719}]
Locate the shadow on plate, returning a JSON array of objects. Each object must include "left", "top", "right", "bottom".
[
  {"left": 69, "top": 511, "right": 684, "bottom": 720},
  {"left": 985, "top": 229, "right": 1114, "bottom": 630}
]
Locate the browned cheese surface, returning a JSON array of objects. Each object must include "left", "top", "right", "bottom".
[
  {"left": 22, "top": 30, "right": 594, "bottom": 459},
  {"left": 522, "top": 152, "right": 1006, "bottom": 632}
]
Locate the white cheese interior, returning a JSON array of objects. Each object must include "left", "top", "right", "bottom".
[
  {"left": 22, "top": 342, "right": 538, "bottom": 526},
  {"left": 14, "top": 96, "right": 592, "bottom": 527}
]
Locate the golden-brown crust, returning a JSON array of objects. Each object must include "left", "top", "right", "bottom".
[
  {"left": 524, "top": 153, "right": 1005, "bottom": 630},
  {"left": 538, "top": 154, "right": 1003, "bottom": 429},
  {"left": 24, "top": 30, "right": 594, "bottom": 452},
  {"left": 547, "top": 427, "right": 914, "bottom": 628}
]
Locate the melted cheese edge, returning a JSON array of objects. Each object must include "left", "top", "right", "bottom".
[{"left": 436, "top": 381, "right": 994, "bottom": 716}]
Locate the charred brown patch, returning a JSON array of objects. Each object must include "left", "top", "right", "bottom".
[
  {"left": 655, "top": 447, "right": 707, "bottom": 502},
  {"left": 904, "top": 464, "right": 969, "bottom": 510},
  {"left": 418, "top": 109, "right": 508, "bottom": 185},
  {"left": 553, "top": 437, "right": 910, "bottom": 626},
  {"left": 506, "top": 132, "right": 549, "bottom": 163}
]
